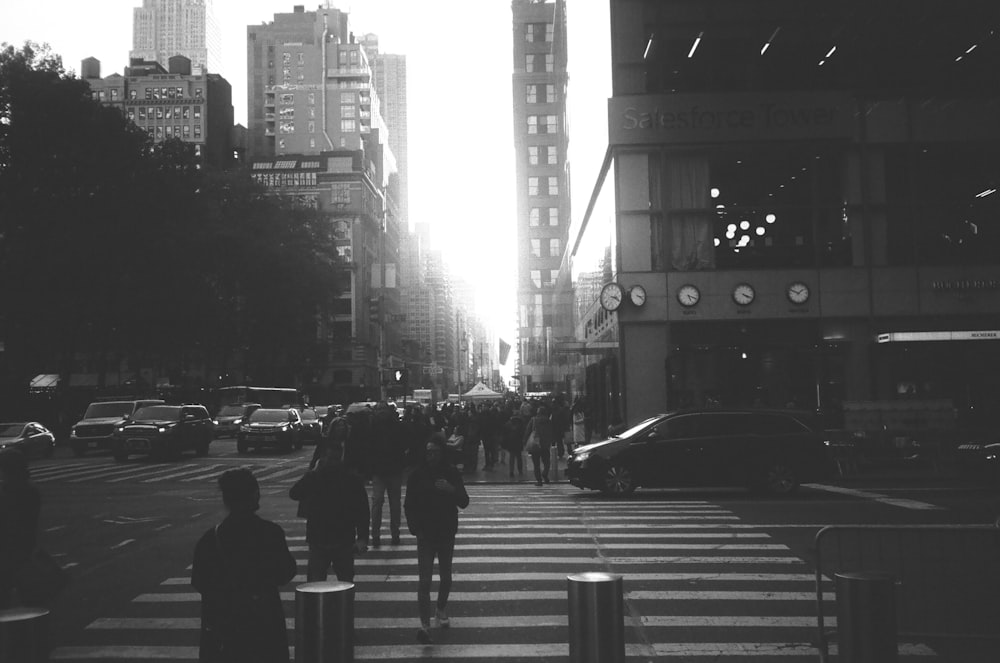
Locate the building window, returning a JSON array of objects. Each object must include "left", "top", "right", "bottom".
[
  {"left": 546, "top": 22, "right": 554, "bottom": 42},
  {"left": 308, "top": 120, "right": 315, "bottom": 133},
  {"left": 341, "top": 119, "right": 356, "bottom": 132},
  {"left": 138, "top": 107, "right": 146, "bottom": 120},
  {"left": 545, "top": 53, "right": 554, "bottom": 72},
  {"left": 529, "top": 208, "right": 541, "bottom": 226},
  {"left": 174, "top": 125, "right": 180, "bottom": 137},
  {"left": 156, "top": 125, "right": 163, "bottom": 138},
  {"left": 530, "top": 239, "right": 542, "bottom": 257},
  {"left": 526, "top": 84, "right": 537, "bottom": 104},
  {"left": 548, "top": 208, "right": 559, "bottom": 226},
  {"left": 129, "top": 89, "right": 137, "bottom": 100},
  {"left": 342, "top": 105, "right": 356, "bottom": 118},
  {"left": 309, "top": 137, "right": 316, "bottom": 149},
  {"left": 280, "top": 121, "right": 294, "bottom": 133},
  {"left": 165, "top": 107, "right": 173, "bottom": 120},
  {"left": 194, "top": 106, "right": 201, "bottom": 119},
  {"left": 542, "top": 270, "right": 555, "bottom": 287},
  {"left": 298, "top": 52, "right": 305, "bottom": 65},
  {"left": 193, "top": 125, "right": 201, "bottom": 138},
  {"left": 525, "top": 54, "right": 535, "bottom": 73},
  {"left": 110, "top": 89, "right": 118, "bottom": 101},
  {"left": 127, "top": 109, "right": 134, "bottom": 121},
  {"left": 175, "top": 87, "right": 182, "bottom": 98},
  {"left": 549, "top": 238, "right": 561, "bottom": 257},
  {"left": 156, "top": 107, "right": 164, "bottom": 119},
  {"left": 339, "top": 50, "right": 348, "bottom": 65},
  {"left": 183, "top": 107, "right": 190, "bottom": 119},
  {"left": 528, "top": 146, "right": 539, "bottom": 165},
  {"left": 183, "top": 125, "right": 190, "bottom": 137},
  {"left": 546, "top": 145, "right": 558, "bottom": 165},
  {"left": 526, "top": 116, "right": 538, "bottom": 134},
  {"left": 543, "top": 115, "right": 557, "bottom": 133},
  {"left": 530, "top": 270, "right": 542, "bottom": 288},
  {"left": 546, "top": 84, "right": 555, "bottom": 102},
  {"left": 340, "top": 92, "right": 353, "bottom": 104},
  {"left": 547, "top": 176, "right": 559, "bottom": 195},
  {"left": 97, "top": 90, "right": 106, "bottom": 101},
  {"left": 195, "top": 88, "right": 202, "bottom": 98},
  {"left": 528, "top": 177, "right": 539, "bottom": 196}
]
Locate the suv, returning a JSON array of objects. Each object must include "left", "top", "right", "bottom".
[
  {"left": 212, "top": 403, "right": 261, "bottom": 438},
  {"left": 567, "top": 409, "right": 834, "bottom": 496},
  {"left": 237, "top": 407, "right": 303, "bottom": 453},
  {"left": 111, "top": 404, "right": 214, "bottom": 461},
  {"left": 69, "top": 399, "right": 165, "bottom": 456}
]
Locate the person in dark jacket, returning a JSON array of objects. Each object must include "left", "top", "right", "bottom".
[
  {"left": 524, "top": 406, "right": 556, "bottom": 486},
  {"left": 367, "top": 402, "right": 407, "bottom": 547},
  {"left": 291, "top": 439, "right": 369, "bottom": 581},
  {"left": 192, "top": 468, "right": 297, "bottom": 663},
  {"left": 404, "top": 432, "right": 470, "bottom": 644},
  {"left": 0, "top": 449, "right": 41, "bottom": 609}
]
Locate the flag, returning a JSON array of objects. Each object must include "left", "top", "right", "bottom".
[{"left": 498, "top": 338, "right": 511, "bottom": 366}]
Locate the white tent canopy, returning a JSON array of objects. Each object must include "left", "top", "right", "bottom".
[{"left": 461, "top": 382, "right": 503, "bottom": 400}]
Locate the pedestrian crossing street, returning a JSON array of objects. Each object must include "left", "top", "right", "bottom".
[
  {"left": 29, "top": 455, "right": 308, "bottom": 486},
  {"left": 48, "top": 484, "right": 940, "bottom": 662}
]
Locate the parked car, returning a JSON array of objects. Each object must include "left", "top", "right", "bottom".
[
  {"left": 315, "top": 404, "right": 343, "bottom": 420},
  {"left": 345, "top": 401, "right": 376, "bottom": 414},
  {"left": 0, "top": 422, "right": 55, "bottom": 459},
  {"left": 237, "top": 408, "right": 303, "bottom": 453},
  {"left": 111, "top": 404, "right": 214, "bottom": 461},
  {"left": 212, "top": 403, "right": 261, "bottom": 438},
  {"left": 567, "top": 410, "right": 834, "bottom": 496},
  {"left": 69, "top": 399, "right": 166, "bottom": 456},
  {"left": 299, "top": 408, "right": 323, "bottom": 445}
]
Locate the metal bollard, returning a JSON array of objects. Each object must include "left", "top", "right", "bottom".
[
  {"left": 295, "top": 581, "right": 355, "bottom": 663},
  {"left": 835, "top": 572, "right": 897, "bottom": 663},
  {"left": 0, "top": 607, "right": 49, "bottom": 663},
  {"left": 567, "top": 572, "right": 625, "bottom": 663}
]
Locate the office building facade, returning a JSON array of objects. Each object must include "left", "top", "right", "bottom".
[
  {"left": 131, "top": 0, "right": 222, "bottom": 75},
  {"left": 512, "top": 0, "right": 571, "bottom": 395},
  {"left": 564, "top": 0, "right": 1000, "bottom": 432}
]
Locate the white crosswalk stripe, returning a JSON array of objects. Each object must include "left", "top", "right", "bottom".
[
  {"left": 48, "top": 484, "right": 939, "bottom": 662},
  {"left": 28, "top": 457, "right": 306, "bottom": 485}
]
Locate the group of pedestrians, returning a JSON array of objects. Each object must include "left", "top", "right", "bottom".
[{"left": 193, "top": 400, "right": 470, "bottom": 661}]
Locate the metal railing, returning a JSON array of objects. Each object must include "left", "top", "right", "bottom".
[{"left": 814, "top": 524, "right": 1000, "bottom": 662}]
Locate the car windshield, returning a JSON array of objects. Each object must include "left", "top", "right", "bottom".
[
  {"left": 249, "top": 409, "right": 289, "bottom": 423},
  {"left": 612, "top": 416, "right": 665, "bottom": 440},
  {"left": 0, "top": 423, "right": 26, "bottom": 436},
  {"left": 84, "top": 402, "right": 135, "bottom": 418},
  {"left": 217, "top": 405, "right": 246, "bottom": 417},
  {"left": 133, "top": 406, "right": 181, "bottom": 421}
]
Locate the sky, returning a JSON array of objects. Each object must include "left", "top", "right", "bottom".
[{"left": 2, "top": 0, "right": 611, "bottom": 371}]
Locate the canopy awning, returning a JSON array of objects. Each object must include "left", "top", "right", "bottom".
[
  {"left": 461, "top": 382, "right": 504, "bottom": 400},
  {"left": 29, "top": 374, "right": 60, "bottom": 389}
]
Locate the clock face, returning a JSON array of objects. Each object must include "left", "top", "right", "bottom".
[
  {"left": 677, "top": 285, "right": 700, "bottom": 307},
  {"left": 787, "top": 281, "right": 810, "bottom": 305},
  {"left": 629, "top": 285, "right": 647, "bottom": 307},
  {"left": 600, "top": 282, "right": 624, "bottom": 311},
  {"left": 732, "top": 283, "right": 755, "bottom": 306}
]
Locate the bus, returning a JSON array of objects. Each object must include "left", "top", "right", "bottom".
[{"left": 214, "top": 386, "right": 303, "bottom": 410}]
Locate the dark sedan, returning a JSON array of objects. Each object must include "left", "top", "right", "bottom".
[
  {"left": 0, "top": 422, "right": 56, "bottom": 459},
  {"left": 567, "top": 410, "right": 834, "bottom": 496},
  {"left": 237, "top": 408, "right": 303, "bottom": 453},
  {"left": 299, "top": 408, "right": 323, "bottom": 445},
  {"left": 955, "top": 439, "right": 1000, "bottom": 483}
]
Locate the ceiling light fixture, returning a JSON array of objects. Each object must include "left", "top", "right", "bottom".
[
  {"left": 760, "top": 27, "right": 780, "bottom": 55},
  {"left": 975, "top": 188, "right": 996, "bottom": 198},
  {"left": 644, "top": 33, "right": 655, "bottom": 59},
  {"left": 966, "top": 44, "right": 978, "bottom": 54},
  {"left": 688, "top": 31, "right": 704, "bottom": 58},
  {"left": 825, "top": 46, "right": 837, "bottom": 58}
]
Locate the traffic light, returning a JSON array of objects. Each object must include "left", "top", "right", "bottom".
[
  {"left": 368, "top": 297, "right": 380, "bottom": 323},
  {"left": 393, "top": 368, "right": 409, "bottom": 384}
]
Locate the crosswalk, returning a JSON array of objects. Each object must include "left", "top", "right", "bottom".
[
  {"left": 28, "top": 456, "right": 308, "bottom": 486},
  {"left": 47, "top": 484, "right": 939, "bottom": 662}
]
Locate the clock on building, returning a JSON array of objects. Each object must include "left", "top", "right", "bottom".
[
  {"left": 677, "top": 284, "right": 700, "bottom": 307},
  {"left": 600, "top": 282, "right": 624, "bottom": 311},
  {"left": 732, "top": 283, "right": 756, "bottom": 306}
]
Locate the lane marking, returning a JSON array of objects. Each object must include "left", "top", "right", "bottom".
[{"left": 804, "top": 484, "right": 945, "bottom": 510}]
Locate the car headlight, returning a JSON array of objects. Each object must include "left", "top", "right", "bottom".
[
  {"left": 574, "top": 451, "right": 592, "bottom": 463},
  {"left": 114, "top": 425, "right": 125, "bottom": 433},
  {"left": 233, "top": 418, "right": 242, "bottom": 425},
  {"left": 279, "top": 424, "right": 290, "bottom": 432},
  {"left": 240, "top": 424, "right": 250, "bottom": 432}
]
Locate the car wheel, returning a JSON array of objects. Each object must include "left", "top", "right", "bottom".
[
  {"left": 601, "top": 464, "right": 637, "bottom": 496},
  {"left": 762, "top": 462, "right": 799, "bottom": 496},
  {"left": 237, "top": 439, "right": 249, "bottom": 454}
]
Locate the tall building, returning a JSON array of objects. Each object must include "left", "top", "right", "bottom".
[
  {"left": 83, "top": 55, "right": 234, "bottom": 169},
  {"left": 564, "top": 0, "right": 1000, "bottom": 433},
  {"left": 512, "top": 0, "right": 571, "bottom": 395},
  {"left": 130, "top": 0, "right": 222, "bottom": 75},
  {"left": 361, "top": 35, "right": 410, "bottom": 228}
]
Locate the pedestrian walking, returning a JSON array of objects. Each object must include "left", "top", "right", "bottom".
[
  {"left": 571, "top": 395, "right": 589, "bottom": 449},
  {"left": 310, "top": 414, "right": 350, "bottom": 469},
  {"left": 367, "top": 401, "right": 406, "bottom": 547},
  {"left": 192, "top": 468, "right": 297, "bottom": 663},
  {"left": 0, "top": 449, "right": 41, "bottom": 609},
  {"left": 524, "top": 405, "right": 556, "bottom": 486},
  {"left": 290, "top": 439, "right": 369, "bottom": 582},
  {"left": 551, "top": 396, "right": 572, "bottom": 457},
  {"left": 404, "top": 432, "right": 470, "bottom": 644},
  {"left": 503, "top": 410, "right": 526, "bottom": 478}
]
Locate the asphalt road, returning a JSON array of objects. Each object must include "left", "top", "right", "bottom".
[{"left": 18, "top": 440, "right": 1000, "bottom": 662}]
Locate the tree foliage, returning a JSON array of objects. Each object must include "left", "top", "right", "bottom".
[{"left": 0, "top": 42, "right": 344, "bottom": 398}]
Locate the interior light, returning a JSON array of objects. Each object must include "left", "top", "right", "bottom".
[
  {"left": 727, "top": 223, "right": 737, "bottom": 232},
  {"left": 713, "top": 237, "right": 721, "bottom": 247},
  {"left": 966, "top": 44, "right": 978, "bottom": 54},
  {"left": 688, "top": 31, "right": 704, "bottom": 58},
  {"left": 741, "top": 352, "right": 748, "bottom": 360},
  {"left": 726, "top": 229, "right": 736, "bottom": 239},
  {"left": 739, "top": 220, "right": 750, "bottom": 231},
  {"left": 711, "top": 187, "right": 720, "bottom": 198},
  {"left": 755, "top": 227, "right": 766, "bottom": 236},
  {"left": 818, "top": 59, "right": 826, "bottom": 66},
  {"left": 739, "top": 235, "right": 751, "bottom": 246},
  {"left": 760, "top": 27, "right": 781, "bottom": 55},
  {"left": 825, "top": 46, "right": 837, "bottom": 58},
  {"left": 766, "top": 213, "right": 777, "bottom": 223},
  {"left": 644, "top": 34, "right": 655, "bottom": 60},
  {"left": 975, "top": 188, "right": 996, "bottom": 198}
]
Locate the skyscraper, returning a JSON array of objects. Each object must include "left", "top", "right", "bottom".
[
  {"left": 130, "top": 0, "right": 222, "bottom": 75},
  {"left": 512, "top": 0, "right": 571, "bottom": 395}
]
